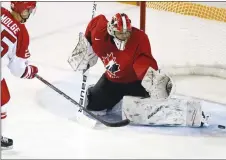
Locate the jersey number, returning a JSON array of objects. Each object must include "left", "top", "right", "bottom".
[{"left": 1, "top": 29, "right": 16, "bottom": 57}]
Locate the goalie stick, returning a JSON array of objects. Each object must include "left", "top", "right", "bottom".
[
  {"left": 66, "top": 2, "right": 98, "bottom": 127},
  {"left": 35, "top": 74, "right": 130, "bottom": 127},
  {"left": 79, "top": 2, "right": 97, "bottom": 108},
  {"left": 67, "top": 2, "right": 96, "bottom": 117}
]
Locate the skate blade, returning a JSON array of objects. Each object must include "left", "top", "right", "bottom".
[{"left": 1, "top": 145, "right": 13, "bottom": 150}]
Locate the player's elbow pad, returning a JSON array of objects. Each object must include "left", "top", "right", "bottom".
[{"left": 8, "top": 56, "right": 27, "bottom": 78}]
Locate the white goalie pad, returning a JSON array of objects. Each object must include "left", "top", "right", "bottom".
[
  {"left": 122, "top": 96, "right": 203, "bottom": 127},
  {"left": 68, "top": 32, "right": 98, "bottom": 72}
]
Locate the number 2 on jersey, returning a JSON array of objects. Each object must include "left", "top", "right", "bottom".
[{"left": 1, "top": 29, "right": 16, "bottom": 57}]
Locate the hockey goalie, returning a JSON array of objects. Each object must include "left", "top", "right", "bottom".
[{"left": 68, "top": 13, "right": 209, "bottom": 127}]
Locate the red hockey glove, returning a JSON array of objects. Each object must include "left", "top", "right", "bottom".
[{"left": 21, "top": 65, "right": 38, "bottom": 79}]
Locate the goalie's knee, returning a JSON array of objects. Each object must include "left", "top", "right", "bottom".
[
  {"left": 83, "top": 84, "right": 107, "bottom": 116},
  {"left": 83, "top": 84, "right": 95, "bottom": 108}
]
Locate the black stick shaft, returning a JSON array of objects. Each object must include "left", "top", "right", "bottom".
[{"left": 35, "top": 74, "right": 130, "bottom": 127}]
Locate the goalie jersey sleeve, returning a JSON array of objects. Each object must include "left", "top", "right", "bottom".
[
  {"left": 85, "top": 14, "right": 108, "bottom": 45},
  {"left": 133, "top": 32, "right": 158, "bottom": 80},
  {"left": 1, "top": 7, "right": 31, "bottom": 79}
]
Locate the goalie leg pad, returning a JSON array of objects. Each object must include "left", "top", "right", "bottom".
[{"left": 122, "top": 96, "right": 203, "bottom": 127}]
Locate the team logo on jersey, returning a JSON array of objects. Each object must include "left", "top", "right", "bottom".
[{"left": 102, "top": 53, "right": 120, "bottom": 78}]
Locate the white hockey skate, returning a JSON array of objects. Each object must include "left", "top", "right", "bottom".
[
  {"left": 1, "top": 136, "right": 13, "bottom": 150},
  {"left": 200, "top": 111, "right": 210, "bottom": 127}
]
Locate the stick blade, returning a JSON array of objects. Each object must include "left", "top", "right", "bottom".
[
  {"left": 103, "top": 119, "right": 130, "bottom": 127},
  {"left": 218, "top": 125, "right": 226, "bottom": 129}
]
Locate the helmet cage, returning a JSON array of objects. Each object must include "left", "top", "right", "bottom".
[{"left": 107, "top": 13, "right": 132, "bottom": 51}]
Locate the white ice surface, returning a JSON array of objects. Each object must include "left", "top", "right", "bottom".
[{"left": 1, "top": 2, "right": 226, "bottom": 159}]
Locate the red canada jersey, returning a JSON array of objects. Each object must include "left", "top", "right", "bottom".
[
  {"left": 1, "top": 7, "right": 30, "bottom": 79},
  {"left": 85, "top": 14, "right": 158, "bottom": 83}
]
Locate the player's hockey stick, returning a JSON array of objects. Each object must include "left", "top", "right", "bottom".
[{"left": 35, "top": 74, "right": 130, "bottom": 127}]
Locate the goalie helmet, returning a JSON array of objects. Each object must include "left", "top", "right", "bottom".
[
  {"left": 107, "top": 13, "right": 132, "bottom": 51},
  {"left": 11, "top": 1, "right": 37, "bottom": 23}
]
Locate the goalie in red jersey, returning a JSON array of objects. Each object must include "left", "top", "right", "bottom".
[{"left": 68, "top": 13, "right": 208, "bottom": 127}]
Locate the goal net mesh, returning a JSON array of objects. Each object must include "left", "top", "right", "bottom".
[{"left": 139, "top": 2, "right": 226, "bottom": 79}]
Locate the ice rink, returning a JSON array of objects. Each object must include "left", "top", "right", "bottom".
[{"left": 1, "top": 2, "right": 226, "bottom": 159}]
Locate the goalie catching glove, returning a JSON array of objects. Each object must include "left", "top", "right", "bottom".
[
  {"left": 68, "top": 32, "right": 98, "bottom": 72},
  {"left": 142, "top": 67, "right": 175, "bottom": 101}
]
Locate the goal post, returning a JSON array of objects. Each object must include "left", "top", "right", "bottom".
[
  {"left": 140, "top": 1, "right": 146, "bottom": 32},
  {"left": 137, "top": 2, "right": 226, "bottom": 79}
]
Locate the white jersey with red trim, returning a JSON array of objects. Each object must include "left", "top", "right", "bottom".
[{"left": 1, "top": 7, "right": 31, "bottom": 80}]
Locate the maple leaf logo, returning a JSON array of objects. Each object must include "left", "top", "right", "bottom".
[{"left": 102, "top": 53, "right": 120, "bottom": 76}]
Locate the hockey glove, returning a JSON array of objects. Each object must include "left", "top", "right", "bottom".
[
  {"left": 141, "top": 67, "right": 175, "bottom": 101},
  {"left": 21, "top": 65, "right": 38, "bottom": 79},
  {"left": 68, "top": 32, "right": 98, "bottom": 72}
]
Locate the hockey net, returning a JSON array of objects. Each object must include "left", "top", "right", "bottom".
[{"left": 136, "top": 2, "right": 226, "bottom": 79}]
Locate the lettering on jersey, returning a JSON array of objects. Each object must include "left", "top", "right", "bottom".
[
  {"left": 1, "top": 14, "right": 20, "bottom": 35},
  {"left": 1, "top": 29, "right": 17, "bottom": 57},
  {"left": 24, "top": 49, "right": 31, "bottom": 58},
  {"left": 102, "top": 53, "right": 120, "bottom": 78},
  {"left": 78, "top": 75, "right": 87, "bottom": 112}
]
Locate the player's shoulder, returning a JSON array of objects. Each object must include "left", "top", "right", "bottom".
[
  {"left": 95, "top": 14, "right": 108, "bottom": 21},
  {"left": 1, "top": 7, "right": 28, "bottom": 37},
  {"left": 131, "top": 27, "right": 149, "bottom": 39},
  {"left": 18, "top": 23, "right": 28, "bottom": 34},
  {"left": 92, "top": 14, "right": 108, "bottom": 25},
  {"left": 91, "top": 14, "right": 108, "bottom": 32},
  {"left": 1, "top": 7, "right": 10, "bottom": 14},
  {"left": 1, "top": 7, "right": 13, "bottom": 21}
]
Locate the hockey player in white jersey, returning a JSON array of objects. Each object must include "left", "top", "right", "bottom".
[{"left": 1, "top": 1, "right": 38, "bottom": 149}]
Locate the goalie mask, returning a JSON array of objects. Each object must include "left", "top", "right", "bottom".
[
  {"left": 11, "top": 1, "right": 37, "bottom": 23},
  {"left": 107, "top": 13, "right": 132, "bottom": 51}
]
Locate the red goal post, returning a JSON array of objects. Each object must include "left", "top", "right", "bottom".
[{"left": 134, "top": 1, "right": 226, "bottom": 79}]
